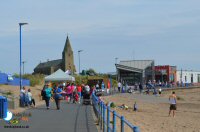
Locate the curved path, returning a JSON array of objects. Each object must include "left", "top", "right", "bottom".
[{"left": 0, "top": 102, "right": 98, "bottom": 132}]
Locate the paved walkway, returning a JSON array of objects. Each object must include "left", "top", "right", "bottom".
[{"left": 0, "top": 102, "right": 98, "bottom": 132}]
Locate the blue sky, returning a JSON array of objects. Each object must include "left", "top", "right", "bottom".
[{"left": 0, "top": 0, "right": 200, "bottom": 74}]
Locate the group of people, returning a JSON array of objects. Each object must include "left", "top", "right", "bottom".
[
  {"left": 95, "top": 81, "right": 111, "bottom": 94},
  {"left": 20, "top": 86, "right": 36, "bottom": 107},
  {"left": 41, "top": 82, "right": 94, "bottom": 110},
  {"left": 117, "top": 80, "right": 177, "bottom": 117}
]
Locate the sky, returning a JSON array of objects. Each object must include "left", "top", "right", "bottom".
[{"left": 0, "top": 0, "right": 200, "bottom": 74}]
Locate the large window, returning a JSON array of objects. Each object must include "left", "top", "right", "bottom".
[{"left": 191, "top": 74, "right": 193, "bottom": 83}]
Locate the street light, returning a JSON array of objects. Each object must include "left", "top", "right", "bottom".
[
  {"left": 78, "top": 50, "right": 83, "bottom": 74},
  {"left": 19, "top": 23, "right": 28, "bottom": 90},
  {"left": 115, "top": 57, "right": 118, "bottom": 82}
]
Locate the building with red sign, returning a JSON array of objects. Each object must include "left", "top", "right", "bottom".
[{"left": 155, "top": 65, "right": 177, "bottom": 83}]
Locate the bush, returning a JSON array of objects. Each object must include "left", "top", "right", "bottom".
[
  {"left": 74, "top": 75, "right": 88, "bottom": 85},
  {"left": 110, "top": 102, "right": 116, "bottom": 108},
  {"left": 6, "top": 91, "right": 13, "bottom": 96},
  {"left": 177, "top": 96, "right": 184, "bottom": 101}
]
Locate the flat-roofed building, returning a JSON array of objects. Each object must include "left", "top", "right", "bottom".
[
  {"left": 176, "top": 70, "right": 200, "bottom": 84},
  {"left": 116, "top": 60, "right": 155, "bottom": 85}
]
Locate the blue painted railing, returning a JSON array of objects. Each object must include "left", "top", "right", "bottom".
[{"left": 92, "top": 92, "right": 140, "bottom": 132}]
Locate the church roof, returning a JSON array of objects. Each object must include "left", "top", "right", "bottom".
[{"left": 34, "top": 59, "right": 62, "bottom": 69}]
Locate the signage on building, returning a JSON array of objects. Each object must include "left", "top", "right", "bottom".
[{"left": 7, "top": 75, "right": 13, "bottom": 82}]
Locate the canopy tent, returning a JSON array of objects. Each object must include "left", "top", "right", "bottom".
[{"left": 45, "top": 69, "right": 75, "bottom": 82}]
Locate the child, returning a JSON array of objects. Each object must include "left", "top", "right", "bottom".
[
  {"left": 134, "top": 102, "right": 138, "bottom": 111},
  {"left": 73, "top": 91, "right": 79, "bottom": 104},
  {"left": 158, "top": 87, "right": 162, "bottom": 96}
]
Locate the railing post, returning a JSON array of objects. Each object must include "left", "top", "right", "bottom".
[
  {"left": 133, "top": 126, "right": 140, "bottom": 132},
  {"left": 113, "top": 111, "right": 116, "bottom": 132},
  {"left": 121, "top": 116, "right": 125, "bottom": 132},
  {"left": 98, "top": 100, "right": 101, "bottom": 127},
  {"left": 103, "top": 104, "right": 106, "bottom": 132},
  {"left": 107, "top": 106, "right": 110, "bottom": 132},
  {"left": 100, "top": 102, "right": 103, "bottom": 130}
]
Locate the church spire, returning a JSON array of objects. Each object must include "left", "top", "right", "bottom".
[{"left": 63, "top": 35, "right": 71, "bottom": 52}]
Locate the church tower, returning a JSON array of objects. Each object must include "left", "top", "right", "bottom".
[{"left": 62, "top": 36, "right": 76, "bottom": 74}]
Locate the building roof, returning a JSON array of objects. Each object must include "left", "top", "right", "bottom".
[
  {"left": 119, "top": 60, "right": 154, "bottom": 70},
  {"left": 35, "top": 59, "right": 62, "bottom": 69},
  {"left": 116, "top": 64, "right": 143, "bottom": 73}
]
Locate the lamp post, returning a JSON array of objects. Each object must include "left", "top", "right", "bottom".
[
  {"left": 115, "top": 57, "right": 118, "bottom": 64},
  {"left": 78, "top": 50, "right": 83, "bottom": 74},
  {"left": 19, "top": 23, "right": 28, "bottom": 90},
  {"left": 22, "top": 61, "right": 27, "bottom": 75},
  {"left": 115, "top": 57, "right": 118, "bottom": 82}
]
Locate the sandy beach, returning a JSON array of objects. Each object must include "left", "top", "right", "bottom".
[{"left": 102, "top": 88, "right": 200, "bottom": 132}]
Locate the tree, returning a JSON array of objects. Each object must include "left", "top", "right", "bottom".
[{"left": 86, "top": 68, "right": 97, "bottom": 76}]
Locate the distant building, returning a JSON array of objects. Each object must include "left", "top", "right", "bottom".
[
  {"left": 176, "top": 70, "right": 200, "bottom": 84},
  {"left": 116, "top": 60, "right": 155, "bottom": 85},
  {"left": 34, "top": 36, "right": 76, "bottom": 75},
  {"left": 155, "top": 65, "right": 177, "bottom": 83}
]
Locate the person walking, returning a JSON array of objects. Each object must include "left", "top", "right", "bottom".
[
  {"left": 107, "top": 81, "right": 110, "bottom": 94},
  {"left": 70, "top": 83, "right": 75, "bottom": 102},
  {"left": 54, "top": 85, "right": 63, "bottom": 110},
  {"left": 139, "top": 83, "right": 143, "bottom": 94},
  {"left": 101, "top": 82, "right": 105, "bottom": 92},
  {"left": 168, "top": 91, "right": 177, "bottom": 117},
  {"left": 118, "top": 82, "right": 121, "bottom": 92},
  {"left": 77, "top": 84, "right": 82, "bottom": 103},
  {"left": 27, "top": 89, "right": 35, "bottom": 107},
  {"left": 44, "top": 84, "right": 52, "bottom": 109},
  {"left": 65, "top": 83, "right": 70, "bottom": 103},
  {"left": 96, "top": 83, "right": 99, "bottom": 90}
]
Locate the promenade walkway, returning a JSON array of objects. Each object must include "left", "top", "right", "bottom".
[{"left": 0, "top": 102, "right": 98, "bottom": 132}]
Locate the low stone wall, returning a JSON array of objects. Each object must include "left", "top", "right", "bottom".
[{"left": 0, "top": 92, "right": 19, "bottom": 109}]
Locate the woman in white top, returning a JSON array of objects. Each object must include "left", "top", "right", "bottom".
[{"left": 27, "top": 89, "right": 35, "bottom": 107}]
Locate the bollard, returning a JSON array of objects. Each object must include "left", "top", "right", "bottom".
[
  {"left": 107, "top": 106, "right": 110, "bottom": 132},
  {"left": 103, "top": 104, "right": 106, "bottom": 132},
  {"left": 113, "top": 111, "right": 116, "bottom": 132},
  {"left": 133, "top": 126, "right": 140, "bottom": 132},
  {"left": 121, "top": 116, "right": 125, "bottom": 132}
]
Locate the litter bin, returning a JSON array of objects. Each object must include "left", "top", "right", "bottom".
[{"left": 0, "top": 96, "right": 8, "bottom": 118}]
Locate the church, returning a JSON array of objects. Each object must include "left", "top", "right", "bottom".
[{"left": 33, "top": 36, "right": 76, "bottom": 75}]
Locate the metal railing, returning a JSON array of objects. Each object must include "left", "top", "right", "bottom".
[{"left": 92, "top": 92, "right": 140, "bottom": 132}]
